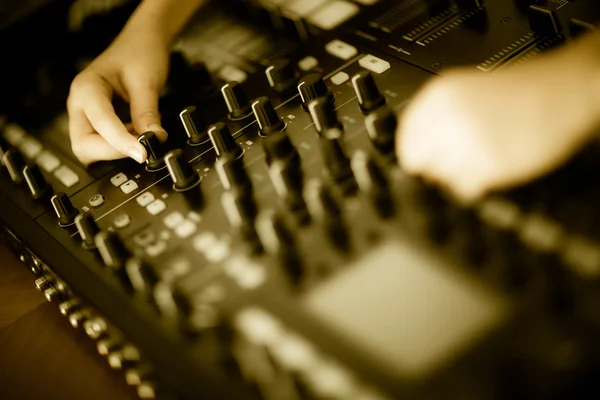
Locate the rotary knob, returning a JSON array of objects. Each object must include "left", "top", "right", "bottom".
[
  {"left": 269, "top": 160, "right": 310, "bottom": 225},
  {"left": 265, "top": 59, "right": 299, "bottom": 94},
  {"left": 208, "top": 123, "right": 244, "bottom": 159},
  {"left": 180, "top": 106, "right": 210, "bottom": 146},
  {"left": 318, "top": 134, "right": 357, "bottom": 195},
  {"left": 308, "top": 97, "right": 342, "bottom": 135},
  {"left": 164, "top": 149, "right": 201, "bottom": 192},
  {"left": 23, "top": 164, "right": 52, "bottom": 200},
  {"left": 216, "top": 154, "right": 252, "bottom": 194},
  {"left": 2, "top": 149, "right": 25, "bottom": 184},
  {"left": 305, "top": 180, "right": 350, "bottom": 252},
  {"left": 251, "top": 96, "right": 285, "bottom": 135},
  {"left": 95, "top": 230, "right": 130, "bottom": 269},
  {"left": 221, "top": 81, "right": 252, "bottom": 120},
  {"left": 75, "top": 213, "right": 100, "bottom": 250},
  {"left": 138, "top": 131, "right": 166, "bottom": 171},
  {"left": 352, "top": 71, "right": 386, "bottom": 113},
  {"left": 365, "top": 106, "right": 398, "bottom": 158},
  {"left": 51, "top": 192, "right": 79, "bottom": 227},
  {"left": 351, "top": 151, "right": 394, "bottom": 218},
  {"left": 255, "top": 210, "right": 303, "bottom": 285},
  {"left": 298, "top": 73, "right": 333, "bottom": 110}
]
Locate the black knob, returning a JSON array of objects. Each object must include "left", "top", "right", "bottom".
[
  {"left": 221, "top": 190, "right": 260, "bottom": 249},
  {"left": 2, "top": 149, "right": 25, "bottom": 184},
  {"left": 365, "top": 107, "right": 398, "bottom": 158},
  {"left": 305, "top": 180, "right": 349, "bottom": 251},
  {"left": 221, "top": 81, "right": 252, "bottom": 120},
  {"left": 307, "top": 97, "right": 342, "bottom": 135},
  {"left": 251, "top": 97, "right": 285, "bottom": 135},
  {"left": 95, "top": 231, "right": 129, "bottom": 269},
  {"left": 269, "top": 160, "right": 310, "bottom": 225},
  {"left": 179, "top": 106, "right": 209, "bottom": 146},
  {"left": 164, "top": 149, "right": 201, "bottom": 191},
  {"left": 23, "top": 164, "right": 52, "bottom": 200},
  {"left": 51, "top": 192, "right": 78, "bottom": 227},
  {"left": 528, "top": 4, "right": 561, "bottom": 36},
  {"left": 75, "top": 213, "right": 100, "bottom": 250},
  {"left": 298, "top": 73, "right": 333, "bottom": 110},
  {"left": 255, "top": 210, "right": 303, "bottom": 284},
  {"left": 265, "top": 59, "right": 299, "bottom": 93},
  {"left": 352, "top": 71, "right": 386, "bottom": 113},
  {"left": 351, "top": 151, "right": 394, "bottom": 218},
  {"left": 208, "top": 123, "right": 243, "bottom": 159},
  {"left": 138, "top": 131, "right": 166, "bottom": 172},
  {"left": 318, "top": 130, "right": 356, "bottom": 195},
  {"left": 216, "top": 154, "right": 252, "bottom": 194}
]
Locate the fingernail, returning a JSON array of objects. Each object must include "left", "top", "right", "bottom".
[
  {"left": 147, "top": 123, "right": 167, "bottom": 133},
  {"left": 127, "top": 146, "right": 145, "bottom": 164}
]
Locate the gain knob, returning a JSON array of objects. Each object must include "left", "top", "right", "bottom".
[
  {"left": 265, "top": 58, "right": 299, "bottom": 94},
  {"left": 251, "top": 96, "right": 285, "bottom": 135},
  {"left": 221, "top": 81, "right": 252, "bottom": 120},
  {"left": 2, "top": 149, "right": 25, "bottom": 184},
  {"left": 75, "top": 213, "right": 100, "bottom": 250},
  {"left": 298, "top": 73, "right": 333, "bottom": 110},
  {"left": 180, "top": 106, "right": 210, "bottom": 146},
  {"left": 365, "top": 106, "right": 398, "bottom": 158},
  {"left": 255, "top": 210, "right": 303, "bottom": 285},
  {"left": 307, "top": 97, "right": 342, "bottom": 135},
  {"left": 51, "top": 192, "right": 79, "bottom": 227},
  {"left": 138, "top": 131, "right": 166, "bottom": 172},
  {"left": 164, "top": 149, "right": 201, "bottom": 192},
  {"left": 269, "top": 160, "right": 310, "bottom": 225},
  {"left": 23, "top": 164, "right": 52, "bottom": 200},
  {"left": 351, "top": 151, "right": 394, "bottom": 218},
  {"left": 352, "top": 71, "right": 386, "bottom": 113},
  {"left": 95, "top": 230, "right": 129, "bottom": 269},
  {"left": 208, "top": 123, "right": 244, "bottom": 159}
]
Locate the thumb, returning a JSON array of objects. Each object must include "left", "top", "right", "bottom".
[{"left": 128, "top": 84, "right": 168, "bottom": 142}]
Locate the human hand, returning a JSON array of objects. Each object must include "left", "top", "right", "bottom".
[
  {"left": 67, "top": 27, "right": 170, "bottom": 165},
  {"left": 397, "top": 37, "right": 600, "bottom": 202}
]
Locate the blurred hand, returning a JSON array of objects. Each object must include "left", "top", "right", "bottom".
[
  {"left": 397, "top": 44, "right": 600, "bottom": 202},
  {"left": 67, "top": 29, "right": 170, "bottom": 165}
]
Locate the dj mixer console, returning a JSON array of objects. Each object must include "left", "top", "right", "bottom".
[{"left": 2, "top": 0, "right": 600, "bottom": 398}]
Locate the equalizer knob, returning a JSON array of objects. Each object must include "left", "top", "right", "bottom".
[
  {"left": 318, "top": 135, "right": 357, "bottom": 195},
  {"left": 265, "top": 59, "right": 299, "bottom": 93},
  {"left": 2, "top": 149, "right": 25, "bottom": 184},
  {"left": 216, "top": 154, "right": 252, "bottom": 194},
  {"left": 51, "top": 192, "right": 78, "bottom": 227},
  {"left": 138, "top": 131, "right": 166, "bottom": 172},
  {"left": 75, "top": 213, "right": 100, "bottom": 250},
  {"left": 307, "top": 97, "right": 342, "bottom": 135},
  {"left": 252, "top": 96, "right": 285, "bottom": 135},
  {"left": 298, "top": 73, "right": 333, "bottom": 110},
  {"left": 351, "top": 151, "right": 394, "bottom": 218},
  {"left": 221, "top": 81, "right": 252, "bottom": 120},
  {"left": 23, "top": 164, "right": 52, "bottom": 200},
  {"left": 365, "top": 107, "right": 398, "bottom": 158},
  {"left": 255, "top": 210, "right": 303, "bottom": 284},
  {"left": 208, "top": 123, "right": 244, "bottom": 159},
  {"left": 305, "top": 180, "right": 349, "bottom": 251},
  {"left": 352, "top": 71, "right": 386, "bottom": 113},
  {"left": 95, "top": 231, "right": 129, "bottom": 269},
  {"left": 180, "top": 106, "right": 210, "bottom": 146},
  {"left": 164, "top": 149, "right": 201, "bottom": 191},
  {"left": 269, "top": 160, "right": 309, "bottom": 225}
]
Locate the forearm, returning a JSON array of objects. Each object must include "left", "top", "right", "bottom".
[{"left": 120, "top": 0, "right": 209, "bottom": 47}]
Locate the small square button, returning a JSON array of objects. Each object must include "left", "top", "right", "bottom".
[
  {"left": 175, "top": 220, "right": 197, "bottom": 239},
  {"left": 114, "top": 214, "right": 131, "bottom": 229},
  {"left": 331, "top": 71, "right": 350, "bottom": 85},
  {"left": 111, "top": 172, "right": 128, "bottom": 187},
  {"left": 298, "top": 56, "right": 319, "bottom": 71},
  {"left": 325, "top": 40, "right": 358, "bottom": 60},
  {"left": 218, "top": 65, "right": 248, "bottom": 83},
  {"left": 308, "top": 1, "right": 359, "bottom": 31},
  {"left": 120, "top": 180, "right": 139, "bottom": 194},
  {"left": 147, "top": 199, "right": 166, "bottom": 215},
  {"left": 136, "top": 192, "right": 155, "bottom": 207},
  {"left": 163, "top": 212, "right": 184, "bottom": 229},
  {"left": 54, "top": 165, "right": 80, "bottom": 188},
  {"left": 359, "top": 54, "right": 391, "bottom": 74},
  {"left": 19, "top": 137, "right": 42, "bottom": 159},
  {"left": 36, "top": 150, "right": 60, "bottom": 173}
]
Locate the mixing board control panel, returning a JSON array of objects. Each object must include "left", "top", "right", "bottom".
[{"left": 1, "top": 0, "right": 600, "bottom": 398}]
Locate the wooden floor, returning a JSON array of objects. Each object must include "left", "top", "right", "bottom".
[{"left": 0, "top": 244, "right": 136, "bottom": 399}]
